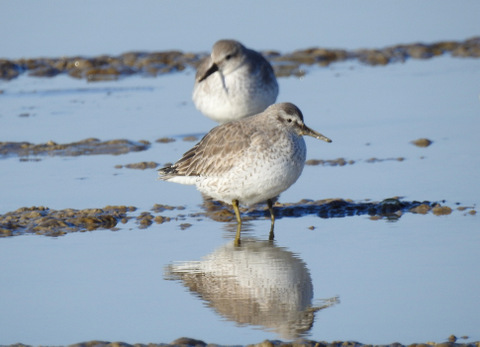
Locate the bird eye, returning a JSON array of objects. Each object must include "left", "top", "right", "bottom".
[
  {"left": 225, "top": 54, "right": 232, "bottom": 60},
  {"left": 287, "top": 118, "right": 292, "bottom": 123}
]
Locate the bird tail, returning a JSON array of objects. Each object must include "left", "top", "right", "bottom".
[{"left": 157, "top": 165, "right": 177, "bottom": 180}]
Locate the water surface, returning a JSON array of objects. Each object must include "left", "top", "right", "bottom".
[{"left": 1, "top": 1, "right": 480, "bottom": 345}]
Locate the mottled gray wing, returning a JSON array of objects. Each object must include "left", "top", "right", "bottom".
[{"left": 169, "top": 121, "right": 255, "bottom": 177}]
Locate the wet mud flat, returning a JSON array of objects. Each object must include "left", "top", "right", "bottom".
[
  {"left": 0, "top": 197, "right": 474, "bottom": 237},
  {"left": 2, "top": 131, "right": 473, "bottom": 237},
  {"left": 1, "top": 37, "right": 479, "bottom": 82},
  {"left": 2, "top": 337, "right": 479, "bottom": 347},
  {"left": 0, "top": 138, "right": 150, "bottom": 158},
  {"left": 0, "top": 136, "right": 193, "bottom": 164}
]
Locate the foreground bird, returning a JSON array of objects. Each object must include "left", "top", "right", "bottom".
[
  {"left": 192, "top": 39, "right": 279, "bottom": 123},
  {"left": 158, "top": 103, "right": 332, "bottom": 244}
]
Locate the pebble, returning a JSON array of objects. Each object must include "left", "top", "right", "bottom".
[
  {"left": 123, "top": 161, "right": 159, "bottom": 170},
  {"left": 156, "top": 137, "right": 176, "bottom": 143},
  {"left": 432, "top": 205, "right": 453, "bottom": 216},
  {"left": 411, "top": 138, "right": 433, "bottom": 147}
]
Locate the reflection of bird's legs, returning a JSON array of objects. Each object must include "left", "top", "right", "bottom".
[
  {"left": 267, "top": 199, "right": 275, "bottom": 241},
  {"left": 232, "top": 199, "right": 242, "bottom": 246}
]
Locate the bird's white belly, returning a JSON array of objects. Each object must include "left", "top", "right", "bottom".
[
  {"left": 193, "top": 69, "right": 277, "bottom": 123},
  {"left": 196, "top": 145, "right": 306, "bottom": 206}
]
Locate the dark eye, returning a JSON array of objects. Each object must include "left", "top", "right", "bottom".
[
  {"left": 225, "top": 54, "right": 232, "bottom": 60},
  {"left": 287, "top": 118, "right": 292, "bottom": 123}
]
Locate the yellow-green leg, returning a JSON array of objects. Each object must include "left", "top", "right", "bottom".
[
  {"left": 232, "top": 199, "right": 242, "bottom": 245},
  {"left": 267, "top": 199, "right": 275, "bottom": 241}
]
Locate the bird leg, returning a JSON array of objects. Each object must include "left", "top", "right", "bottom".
[
  {"left": 232, "top": 199, "right": 242, "bottom": 246},
  {"left": 267, "top": 199, "right": 275, "bottom": 241}
]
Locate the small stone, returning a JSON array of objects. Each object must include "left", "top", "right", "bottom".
[
  {"left": 180, "top": 223, "right": 192, "bottom": 230},
  {"left": 410, "top": 204, "right": 431, "bottom": 214},
  {"left": 156, "top": 137, "right": 176, "bottom": 143},
  {"left": 154, "top": 216, "right": 167, "bottom": 224},
  {"left": 183, "top": 136, "right": 199, "bottom": 142},
  {"left": 124, "top": 161, "right": 159, "bottom": 170},
  {"left": 151, "top": 204, "right": 176, "bottom": 213},
  {"left": 411, "top": 138, "right": 433, "bottom": 147},
  {"left": 305, "top": 159, "right": 324, "bottom": 166},
  {"left": 171, "top": 337, "right": 206, "bottom": 347},
  {"left": 432, "top": 205, "right": 453, "bottom": 216}
]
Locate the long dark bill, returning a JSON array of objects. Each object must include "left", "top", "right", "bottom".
[
  {"left": 198, "top": 63, "right": 219, "bottom": 82},
  {"left": 301, "top": 125, "right": 332, "bottom": 143}
]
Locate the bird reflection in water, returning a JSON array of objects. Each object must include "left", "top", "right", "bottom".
[{"left": 164, "top": 237, "right": 339, "bottom": 339}]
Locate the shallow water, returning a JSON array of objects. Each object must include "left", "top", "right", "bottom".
[
  {"left": 1, "top": 1, "right": 480, "bottom": 344},
  {"left": 1, "top": 54, "right": 479, "bottom": 346},
  {"left": 1, "top": 214, "right": 479, "bottom": 345}
]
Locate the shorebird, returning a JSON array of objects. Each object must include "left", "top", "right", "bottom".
[
  {"left": 192, "top": 39, "right": 279, "bottom": 123},
  {"left": 158, "top": 103, "right": 331, "bottom": 244}
]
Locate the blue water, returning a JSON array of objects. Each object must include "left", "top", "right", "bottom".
[{"left": 1, "top": 1, "right": 480, "bottom": 345}]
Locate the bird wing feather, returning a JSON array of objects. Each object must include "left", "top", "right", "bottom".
[{"left": 163, "top": 120, "right": 258, "bottom": 178}]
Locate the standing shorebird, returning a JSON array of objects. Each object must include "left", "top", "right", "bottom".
[
  {"left": 192, "top": 39, "right": 279, "bottom": 124},
  {"left": 158, "top": 103, "right": 332, "bottom": 244}
]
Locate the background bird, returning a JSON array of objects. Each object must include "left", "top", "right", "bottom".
[{"left": 192, "top": 39, "right": 279, "bottom": 123}]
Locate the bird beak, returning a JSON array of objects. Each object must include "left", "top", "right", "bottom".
[
  {"left": 198, "top": 63, "right": 219, "bottom": 82},
  {"left": 301, "top": 125, "right": 332, "bottom": 143}
]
